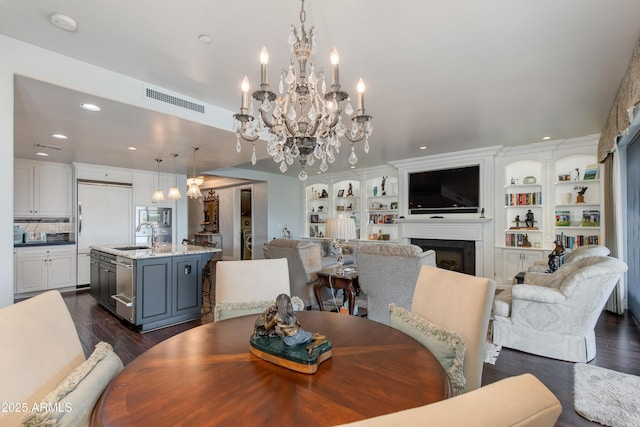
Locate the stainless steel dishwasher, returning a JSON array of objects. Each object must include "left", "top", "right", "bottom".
[{"left": 111, "top": 256, "right": 135, "bottom": 323}]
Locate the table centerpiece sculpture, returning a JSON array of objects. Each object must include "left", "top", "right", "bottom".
[{"left": 250, "top": 294, "right": 332, "bottom": 374}]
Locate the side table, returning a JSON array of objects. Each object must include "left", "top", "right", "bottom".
[{"left": 314, "top": 267, "right": 360, "bottom": 315}]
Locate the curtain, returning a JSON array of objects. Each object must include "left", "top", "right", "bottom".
[
  {"left": 603, "top": 150, "right": 625, "bottom": 313},
  {"left": 598, "top": 37, "right": 640, "bottom": 162}
]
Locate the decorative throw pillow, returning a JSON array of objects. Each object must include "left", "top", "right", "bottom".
[
  {"left": 21, "top": 341, "right": 124, "bottom": 427},
  {"left": 389, "top": 304, "right": 467, "bottom": 395},
  {"left": 214, "top": 296, "right": 305, "bottom": 321},
  {"left": 321, "top": 240, "right": 341, "bottom": 257}
]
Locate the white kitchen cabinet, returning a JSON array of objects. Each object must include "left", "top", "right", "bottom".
[
  {"left": 502, "top": 248, "right": 545, "bottom": 285},
  {"left": 14, "top": 160, "right": 72, "bottom": 217},
  {"left": 15, "top": 246, "right": 77, "bottom": 294}
]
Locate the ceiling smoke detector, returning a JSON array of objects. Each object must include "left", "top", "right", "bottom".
[{"left": 50, "top": 13, "right": 77, "bottom": 32}]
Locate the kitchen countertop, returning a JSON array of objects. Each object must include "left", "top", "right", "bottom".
[
  {"left": 91, "top": 244, "right": 221, "bottom": 259},
  {"left": 14, "top": 241, "right": 76, "bottom": 248}
]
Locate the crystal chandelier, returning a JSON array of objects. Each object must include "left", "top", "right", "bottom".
[{"left": 233, "top": 0, "right": 373, "bottom": 181}]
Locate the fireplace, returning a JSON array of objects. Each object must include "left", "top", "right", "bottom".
[{"left": 411, "top": 239, "right": 476, "bottom": 275}]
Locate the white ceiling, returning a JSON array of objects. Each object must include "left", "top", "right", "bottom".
[{"left": 3, "top": 0, "right": 640, "bottom": 178}]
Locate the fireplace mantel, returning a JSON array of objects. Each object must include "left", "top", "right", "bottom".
[{"left": 398, "top": 218, "right": 494, "bottom": 278}]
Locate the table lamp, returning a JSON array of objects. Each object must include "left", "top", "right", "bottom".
[{"left": 325, "top": 216, "right": 356, "bottom": 275}]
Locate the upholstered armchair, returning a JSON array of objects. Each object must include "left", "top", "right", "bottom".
[
  {"left": 355, "top": 243, "right": 436, "bottom": 324},
  {"left": 493, "top": 256, "right": 628, "bottom": 362},
  {"left": 528, "top": 244, "right": 610, "bottom": 273},
  {"left": 262, "top": 239, "right": 325, "bottom": 308}
]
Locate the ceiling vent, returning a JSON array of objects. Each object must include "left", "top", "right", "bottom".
[
  {"left": 144, "top": 87, "right": 205, "bottom": 114},
  {"left": 35, "top": 143, "right": 62, "bottom": 150}
]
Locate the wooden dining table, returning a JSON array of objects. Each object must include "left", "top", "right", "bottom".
[{"left": 91, "top": 311, "right": 452, "bottom": 427}]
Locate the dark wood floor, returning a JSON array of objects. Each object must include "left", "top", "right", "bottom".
[{"left": 62, "top": 289, "right": 640, "bottom": 426}]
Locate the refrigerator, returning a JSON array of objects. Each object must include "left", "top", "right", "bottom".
[{"left": 77, "top": 180, "right": 133, "bottom": 285}]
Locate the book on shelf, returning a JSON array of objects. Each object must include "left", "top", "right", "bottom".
[
  {"left": 583, "top": 164, "right": 599, "bottom": 180},
  {"left": 555, "top": 210, "right": 571, "bottom": 226},
  {"left": 582, "top": 210, "right": 600, "bottom": 227}
]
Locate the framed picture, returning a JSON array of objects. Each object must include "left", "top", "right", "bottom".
[
  {"left": 337, "top": 189, "right": 344, "bottom": 197},
  {"left": 310, "top": 214, "right": 319, "bottom": 223},
  {"left": 390, "top": 202, "right": 398, "bottom": 210},
  {"left": 583, "top": 164, "right": 599, "bottom": 180}
]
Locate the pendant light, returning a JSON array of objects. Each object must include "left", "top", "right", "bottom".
[
  {"left": 167, "top": 153, "right": 182, "bottom": 199},
  {"left": 186, "top": 146, "right": 203, "bottom": 198},
  {"left": 152, "top": 158, "right": 166, "bottom": 202}
]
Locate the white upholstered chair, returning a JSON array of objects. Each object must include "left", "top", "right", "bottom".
[
  {"left": 390, "top": 265, "right": 496, "bottom": 394},
  {"left": 355, "top": 243, "right": 436, "bottom": 324},
  {"left": 493, "top": 256, "right": 628, "bottom": 362},
  {"left": 0, "top": 291, "right": 123, "bottom": 427},
  {"left": 214, "top": 258, "right": 303, "bottom": 321},
  {"left": 332, "top": 374, "right": 561, "bottom": 427}
]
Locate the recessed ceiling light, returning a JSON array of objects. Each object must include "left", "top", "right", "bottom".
[
  {"left": 36, "top": 152, "right": 49, "bottom": 157},
  {"left": 50, "top": 13, "right": 77, "bottom": 32},
  {"left": 127, "top": 146, "right": 137, "bottom": 151},
  {"left": 419, "top": 146, "right": 427, "bottom": 150},
  {"left": 542, "top": 136, "right": 551, "bottom": 140},
  {"left": 80, "top": 103, "right": 101, "bottom": 112},
  {"left": 51, "top": 133, "right": 68, "bottom": 140},
  {"left": 350, "top": 165, "right": 355, "bottom": 169},
  {"left": 198, "top": 34, "right": 213, "bottom": 44}
]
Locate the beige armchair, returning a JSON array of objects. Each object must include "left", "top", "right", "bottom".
[
  {"left": 528, "top": 244, "right": 610, "bottom": 273},
  {"left": 355, "top": 243, "right": 436, "bottom": 324},
  {"left": 263, "top": 238, "right": 324, "bottom": 308},
  {"left": 493, "top": 256, "right": 628, "bottom": 362},
  {"left": 333, "top": 374, "right": 561, "bottom": 427}
]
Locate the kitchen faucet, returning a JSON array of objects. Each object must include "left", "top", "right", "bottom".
[{"left": 136, "top": 222, "right": 157, "bottom": 249}]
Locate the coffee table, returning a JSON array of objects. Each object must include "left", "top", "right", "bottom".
[
  {"left": 92, "top": 311, "right": 451, "bottom": 427},
  {"left": 315, "top": 266, "right": 360, "bottom": 314}
]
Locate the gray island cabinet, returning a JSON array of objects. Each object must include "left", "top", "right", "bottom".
[{"left": 90, "top": 244, "right": 220, "bottom": 332}]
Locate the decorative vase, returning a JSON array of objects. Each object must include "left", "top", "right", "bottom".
[
  {"left": 561, "top": 193, "right": 572, "bottom": 204},
  {"left": 373, "top": 186, "right": 378, "bottom": 196}
]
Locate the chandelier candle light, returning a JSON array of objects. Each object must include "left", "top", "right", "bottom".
[
  {"left": 233, "top": 0, "right": 373, "bottom": 181},
  {"left": 325, "top": 216, "right": 356, "bottom": 276}
]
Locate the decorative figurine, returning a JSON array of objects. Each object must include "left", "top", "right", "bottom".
[
  {"left": 575, "top": 186, "right": 588, "bottom": 204},
  {"left": 381, "top": 176, "right": 387, "bottom": 195},
  {"left": 548, "top": 241, "right": 565, "bottom": 272},
  {"left": 320, "top": 189, "right": 329, "bottom": 199},
  {"left": 522, "top": 234, "right": 531, "bottom": 247},
  {"left": 249, "top": 294, "right": 332, "bottom": 374},
  {"left": 511, "top": 215, "right": 521, "bottom": 229},
  {"left": 347, "top": 183, "right": 354, "bottom": 197},
  {"left": 525, "top": 209, "right": 536, "bottom": 228},
  {"left": 572, "top": 167, "right": 581, "bottom": 181},
  {"left": 480, "top": 208, "right": 485, "bottom": 219}
]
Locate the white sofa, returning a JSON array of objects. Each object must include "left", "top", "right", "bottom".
[
  {"left": 0, "top": 291, "right": 123, "bottom": 427},
  {"left": 493, "top": 256, "right": 628, "bottom": 362}
]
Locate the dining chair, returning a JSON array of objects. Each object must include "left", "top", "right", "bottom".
[
  {"left": 214, "top": 258, "right": 302, "bottom": 321},
  {"left": 332, "top": 373, "right": 561, "bottom": 427},
  {"left": 390, "top": 265, "right": 496, "bottom": 394}
]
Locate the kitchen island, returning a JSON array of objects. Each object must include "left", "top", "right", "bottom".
[{"left": 90, "top": 244, "right": 220, "bottom": 332}]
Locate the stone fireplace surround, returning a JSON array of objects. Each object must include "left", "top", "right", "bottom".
[{"left": 398, "top": 218, "right": 493, "bottom": 278}]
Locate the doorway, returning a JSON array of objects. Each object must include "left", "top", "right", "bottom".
[{"left": 240, "top": 188, "right": 252, "bottom": 260}]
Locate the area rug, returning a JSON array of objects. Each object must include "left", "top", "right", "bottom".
[{"left": 574, "top": 363, "right": 640, "bottom": 426}]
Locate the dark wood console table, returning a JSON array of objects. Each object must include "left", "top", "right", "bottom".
[
  {"left": 315, "top": 266, "right": 360, "bottom": 314},
  {"left": 92, "top": 311, "right": 451, "bottom": 426}
]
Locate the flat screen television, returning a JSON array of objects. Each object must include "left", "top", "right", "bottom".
[{"left": 408, "top": 165, "right": 480, "bottom": 214}]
